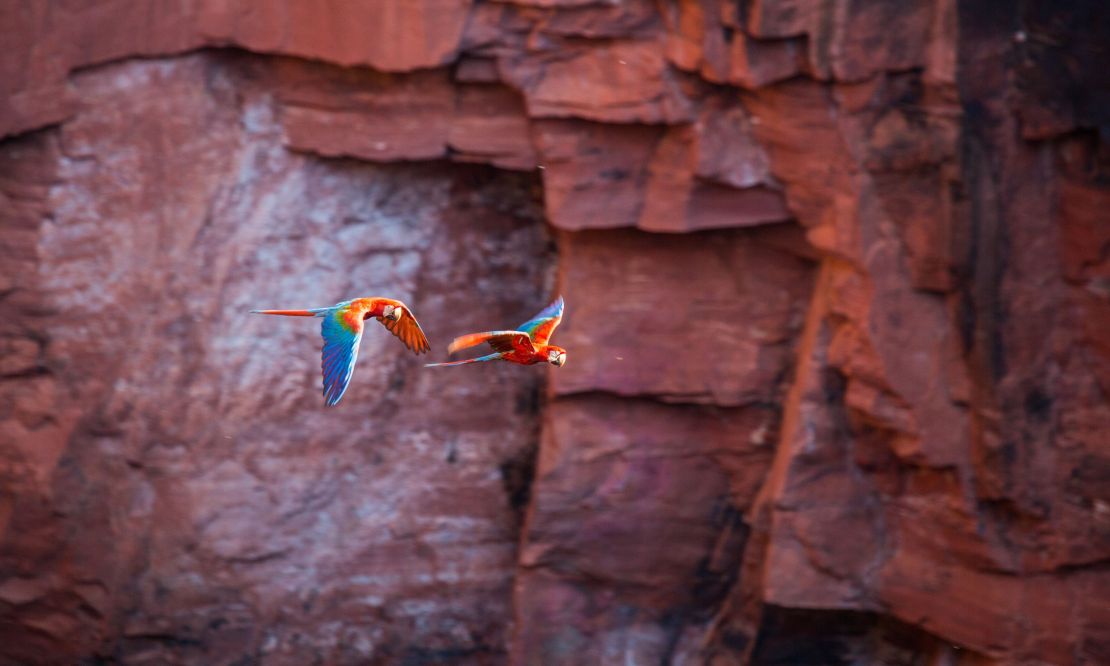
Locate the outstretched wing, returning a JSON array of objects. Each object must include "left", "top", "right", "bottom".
[
  {"left": 518, "top": 296, "right": 564, "bottom": 344},
  {"left": 447, "top": 330, "right": 534, "bottom": 355},
  {"left": 320, "top": 307, "right": 364, "bottom": 406},
  {"left": 376, "top": 306, "right": 430, "bottom": 354},
  {"left": 425, "top": 353, "right": 504, "bottom": 367}
]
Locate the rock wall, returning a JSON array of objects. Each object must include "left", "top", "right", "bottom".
[
  {"left": 1, "top": 1, "right": 1107, "bottom": 665},
  {"left": 1, "top": 52, "right": 556, "bottom": 664}
]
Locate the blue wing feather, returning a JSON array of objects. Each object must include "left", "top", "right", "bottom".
[
  {"left": 517, "top": 295, "right": 564, "bottom": 344},
  {"left": 320, "top": 308, "right": 363, "bottom": 406}
]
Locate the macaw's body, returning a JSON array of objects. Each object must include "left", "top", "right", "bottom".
[
  {"left": 426, "top": 296, "right": 567, "bottom": 368},
  {"left": 252, "top": 297, "right": 429, "bottom": 405}
]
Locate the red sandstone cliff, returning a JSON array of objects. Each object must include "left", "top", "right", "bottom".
[{"left": 0, "top": 1, "right": 1107, "bottom": 664}]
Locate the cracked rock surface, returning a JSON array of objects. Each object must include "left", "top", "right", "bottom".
[{"left": 1, "top": 1, "right": 1108, "bottom": 664}]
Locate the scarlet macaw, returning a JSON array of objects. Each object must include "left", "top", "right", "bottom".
[
  {"left": 252, "top": 297, "right": 429, "bottom": 405},
  {"left": 426, "top": 296, "right": 567, "bottom": 368}
]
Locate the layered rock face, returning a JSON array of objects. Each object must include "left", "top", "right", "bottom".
[
  {"left": 1, "top": 53, "right": 555, "bottom": 664},
  {"left": 1, "top": 1, "right": 1107, "bottom": 665}
]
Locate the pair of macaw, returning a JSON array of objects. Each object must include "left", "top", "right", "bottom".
[{"left": 252, "top": 296, "right": 566, "bottom": 405}]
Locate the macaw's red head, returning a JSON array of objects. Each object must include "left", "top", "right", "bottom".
[
  {"left": 380, "top": 303, "right": 404, "bottom": 322},
  {"left": 545, "top": 346, "right": 567, "bottom": 367}
]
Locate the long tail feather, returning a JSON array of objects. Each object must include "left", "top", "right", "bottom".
[
  {"left": 251, "top": 309, "right": 324, "bottom": 317},
  {"left": 425, "top": 353, "right": 503, "bottom": 368}
]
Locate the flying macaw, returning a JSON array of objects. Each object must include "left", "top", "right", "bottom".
[
  {"left": 425, "top": 296, "right": 567, "bottom": 368},
  {"left": 251, "top": 297, "right": 429, "bottom": 405}
]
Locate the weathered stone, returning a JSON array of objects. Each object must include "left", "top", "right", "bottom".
[
  {"left": 745, "top": 0, "right": 936, "bottom": 81},
  {"left": 1, "top": 1, "right": 1108, "bottom": 664},
  {"left": 455, "top": 56, "right": 502, "bottom": 83},
  {"left": 271, "top": 58, "right": 537, "bottom": 170},
  {"left": 728, "top": 32, "right": 804, "bottom": 89},
  {"left": 274, "top": 61, "right": 456, "bottom": 162},
  {"left": 534, "top": 119, "right": 664, "bottom": 229},
  {"left": 449, "top": 85, "right": 537, "bottom": 170},
  {"left": 535, "top": 102, "right": 790, "bottom": 233},
  {"left": 662, "top": 0, "right": 802, "bottom": 88},
  {"left": 529, "top": 0, "right": 660, "bottom": 39},
  {"left": 500, "top": 39, "right": 695, "bottom": 124},
  {"left": 0, "top": 54, "right": 551, "bottom": 664},
  {"left": 511, "top": 395, "right": 774, "bottom": 664},
  {"left": 1013, "top": 0, "right": 1110, "bottom": 139},
  {"left": 196, "top": 0, "right": 473, "bottom": 71},
  {"left": 552, "top": 227, "right": 813, "bottom": 404}
]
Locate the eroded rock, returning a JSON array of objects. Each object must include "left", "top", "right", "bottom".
[
  {"left": 0, "top": 53, "right": 552, "bottom": 664},
  {"left": 1, "top": 1, "right": 1108, "bottom": 664}
]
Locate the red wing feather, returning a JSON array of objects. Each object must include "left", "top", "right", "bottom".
[
  {"left": 376, "top": 308, "right": 430, "bottom": 354},
  {"left": 448, "top": 330, "right": 534, "bottom": 355}
]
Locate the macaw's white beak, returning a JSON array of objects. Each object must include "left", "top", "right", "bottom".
[{"left": 383, "top": 305, "right": 402, "bottom": 321}]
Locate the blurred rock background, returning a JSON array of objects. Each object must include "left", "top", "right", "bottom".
[{"left": 0, "top": 1, "right": 1107, "bottom": 664}]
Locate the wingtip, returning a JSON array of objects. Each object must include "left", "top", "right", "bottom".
[{"left": 323, "top": 384, "right": 344, "bottom": 406}]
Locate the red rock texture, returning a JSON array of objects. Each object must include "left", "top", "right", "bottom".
[
  {"left": 1, "top": 54, "right": 553, "bottom": 664},
  {"left": 1, "top": 1, "right": 1108, "bottom": 665},
  {"left": 551, "top": 228, "right": 811, "bottom": 404}
]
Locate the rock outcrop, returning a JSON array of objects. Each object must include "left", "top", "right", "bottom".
[{"left": 0, "top": 1, "right": 1106, "bottom": 664}]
